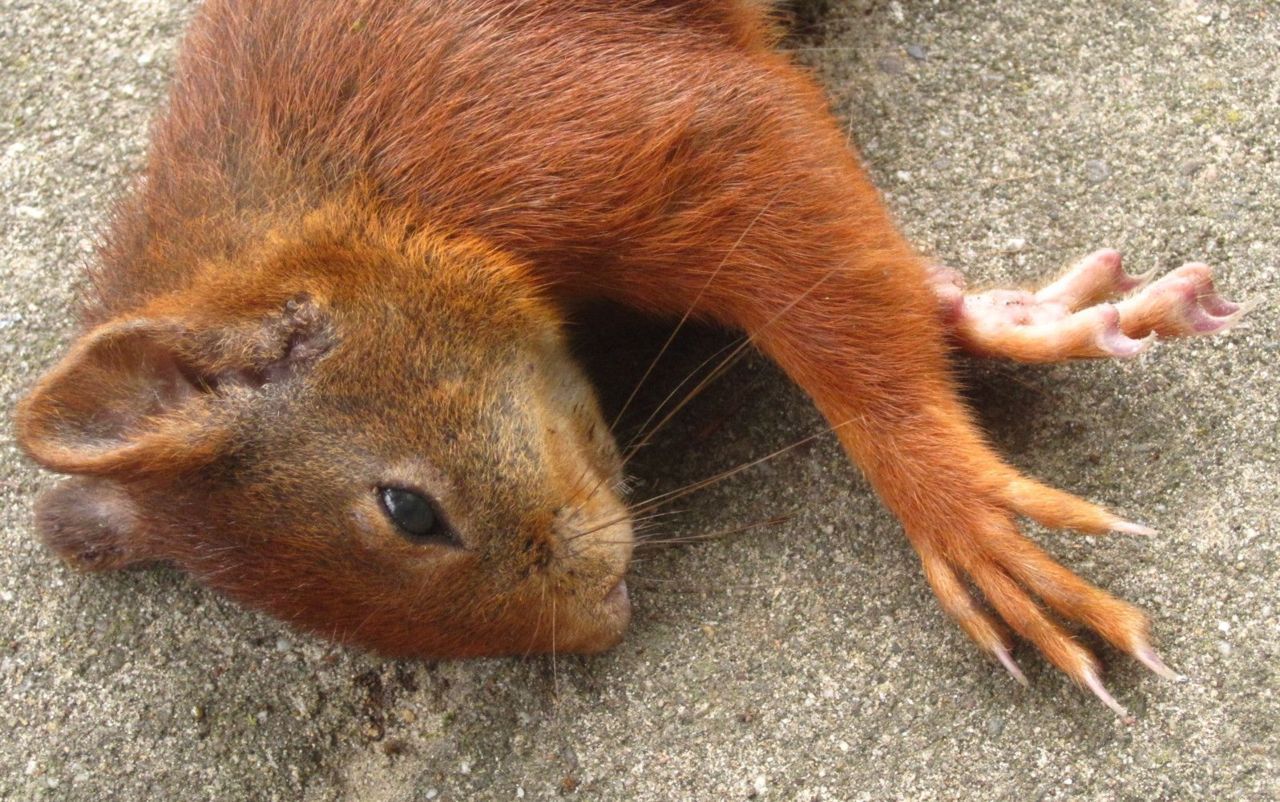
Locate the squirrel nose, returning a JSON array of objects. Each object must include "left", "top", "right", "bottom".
[
  {"left": 550, "top": 505, "right": 596, "bottom": 556},
  {"left": 551, "top": 504, "right": 584, "bottom": 537},
  {"left": 552, "top": 504, "right": 633, "bottom": 567}
]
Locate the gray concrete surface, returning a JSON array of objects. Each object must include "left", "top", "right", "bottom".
[{"left": 2, "top": 1, "right": 1277, "bottom": 799}]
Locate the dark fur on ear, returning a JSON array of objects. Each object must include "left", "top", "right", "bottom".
[
  {"left": 34, "top": 477, "right": 151, "bottom": 572},
  {"left": 177, "top": 293, "right": 335, "bottom": 389}
]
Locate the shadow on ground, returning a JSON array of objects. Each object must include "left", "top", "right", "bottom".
[{"left": 1, "top": 1, "right": 1276, "bottom": 799}]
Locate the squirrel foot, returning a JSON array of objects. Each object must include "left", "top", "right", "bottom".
[
  {"left": 911, "top": 471, "right": 1180, "bottom": 721},
  {"left": 930, "top": 249, "right": 1247, "bottom": 362}
]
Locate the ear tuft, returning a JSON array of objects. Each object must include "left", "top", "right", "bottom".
[{"left": 34, "top": 478, "right": 151, "bottom": 572}]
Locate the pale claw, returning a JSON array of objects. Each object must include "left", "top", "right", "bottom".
[
  {"left": 1116, "top": 262, "right": 1249, "bottom": 338},
  {"left": 1036, "top": 249, "right": 1155, "bottom": 308},
  {"left": 1093, "top": 304, "right": 1155, "bottom": 358},
  {"left": 1134, "top": 643, "right": 1183, "bottom": 681},
  {"left": 1174, "top": 264, "right": 1243, "bottom": 317},
  {"left": 1199, "top": 292, "right": 1242, "bottom": 318},
  {"left": 1082, "top": 667, "right": 1134, "bottom": 723},
  {"left": 1109, "top": 519, "right": 1158, "bottom": 537},
  {"left": 994, "top": 645, "right": 1029, "bottom": 687}
]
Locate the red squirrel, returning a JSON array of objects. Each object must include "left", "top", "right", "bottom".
[{"left": 14, "top": 0, "right": 1244, "bottom": 718}]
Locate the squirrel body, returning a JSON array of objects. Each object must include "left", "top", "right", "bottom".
[{"left": 16, "top": 0, "right": 1243, "bottom": 712}]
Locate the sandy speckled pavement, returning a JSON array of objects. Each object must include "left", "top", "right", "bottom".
[{"left": 2, "top": 2, "right": 1276, "bottom": 799}]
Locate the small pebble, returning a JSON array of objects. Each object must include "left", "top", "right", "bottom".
[
  {"left": 877, "top": 55, "right": 906, "bottom": 75},
  {"left": 1084, "top": 160, "right": 1111, "bottom": 184},
  {"left": 753, "top": 774, "right": 768, "bottom": 796}
]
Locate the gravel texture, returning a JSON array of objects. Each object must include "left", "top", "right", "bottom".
[{"left": 2, "top": 1, "right": 1276, "bottom": 799}]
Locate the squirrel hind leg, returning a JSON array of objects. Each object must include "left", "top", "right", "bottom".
[{"left": 934, "top": 248, "right": 1247, "bottom": 362}]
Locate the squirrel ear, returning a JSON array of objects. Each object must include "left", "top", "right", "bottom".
[
  {"left": 15, "top": 295, "right": 332, "bottom": 476},
  {"left": 16, "top": 318, "right": 224, "bottom": 476},
  {"left": 34, "top": 477, "right": 151, "bottom": 572}
]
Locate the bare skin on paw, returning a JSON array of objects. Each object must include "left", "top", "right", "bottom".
[
  {"left": 918, "top": 248, "right": 1223, "bottom": 715},
  {"left": 932, "top": 249, "right": 1246, "bottom": 362}
]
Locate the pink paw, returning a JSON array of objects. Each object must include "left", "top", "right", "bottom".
[
  {"left": 1116, "top": 262, "right": 1245, "bottom": 338},
  {"left": 935, "top": 249, "right": 1247, "bottom": 363}
]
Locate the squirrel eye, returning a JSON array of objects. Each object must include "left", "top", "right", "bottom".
[{"left": 377, "top": 486, "right": 455, "bottom": 545}]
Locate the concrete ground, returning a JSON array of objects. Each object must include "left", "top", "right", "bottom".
[{"left": 1, "top": 1, "right": 1276, "bottom": 799}]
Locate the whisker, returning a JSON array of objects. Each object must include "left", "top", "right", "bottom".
[
  {"left": 624, "top": 572, "right": 817, "bottom": 594},
  {"left": 622, "top": 343, "right": 751, "bottom": 460},
  {"left": 626, "top": 416, "right": 857, "bottom": 517},
  {"left": 602, "top": 510, "right": 675, "bottom": 533},
  {"left": 580, "top": 515, "right": 793, "bottom": 549},
  {"left": 617, "top": 249, "right": 846, "bottom": 472},
  {"left": 561, "top": 507, "right": 684, "bottom": 547},
  {"left": 566, "top": 335, "right": 749, "bottom": 521},
  {"left": 632, "top": 515, "right": 792, "bottom": 549},
  {"left": 619, "top": 329, "right": 746, "bottom": 456},
  {"left": 550, "top": 589, "right": 559, "bottom": 703},
  {"left": 608, "top": 191, "right": 783, "bottom": 436},
  {"left": 522, "top": 577, "right": 549, "bottom": 660},
  {"left": 568, "top": 415, "right": 853, "bottom": 560}
]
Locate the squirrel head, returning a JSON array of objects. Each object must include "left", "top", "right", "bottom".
[{"left": 15, "top": 204, "right": 633, "bottom": 657}]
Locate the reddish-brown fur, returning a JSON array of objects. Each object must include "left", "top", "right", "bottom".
[{"left": 15, "top": 0, "right": 1238, "bottom": 711}]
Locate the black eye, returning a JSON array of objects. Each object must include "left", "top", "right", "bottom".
[{"left": 378, "top": 487, "right": 455, "bottom": 545}]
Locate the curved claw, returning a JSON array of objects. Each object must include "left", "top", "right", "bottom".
[
  {"left": 1109, "top": 519, "right": 1158, "bottom": 537},
  {"left": 1082, "top": 667, "right": 1134, "bottom": 723},
  {"left": 1201, "top": 293, "right": 1242, "bottom": 317},
  {"left": 1134, "top": 643, "right": 1183, "bottom": 681},
  {"left": 994, "top": 645, "right": 1029, "bottom": 687},
  {"left": 1174, "top": 273, "right": 1246, "bottom": 333},
  {"left": 1036, "top": 248, "right": 1151, "bottom": 308},
  {"left": 1097, "top": 328, "right": 1155, "bottom": 358},
  {"left": 1116, "top": 262, "right": 1250, "bottom": 339},
  {"left": 1095, "top": 304, "right": 1155, "bottom": 358},
  {"left": 1179, "top": 265, "right": 1244, "bottom": 317},
  {"left": 1185, "top": 305, "right": 1243, "bottom": 335}
]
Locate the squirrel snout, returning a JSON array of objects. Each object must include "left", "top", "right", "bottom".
[{"left": 545, "top": 509, "right": 634, "bottom": 590}]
